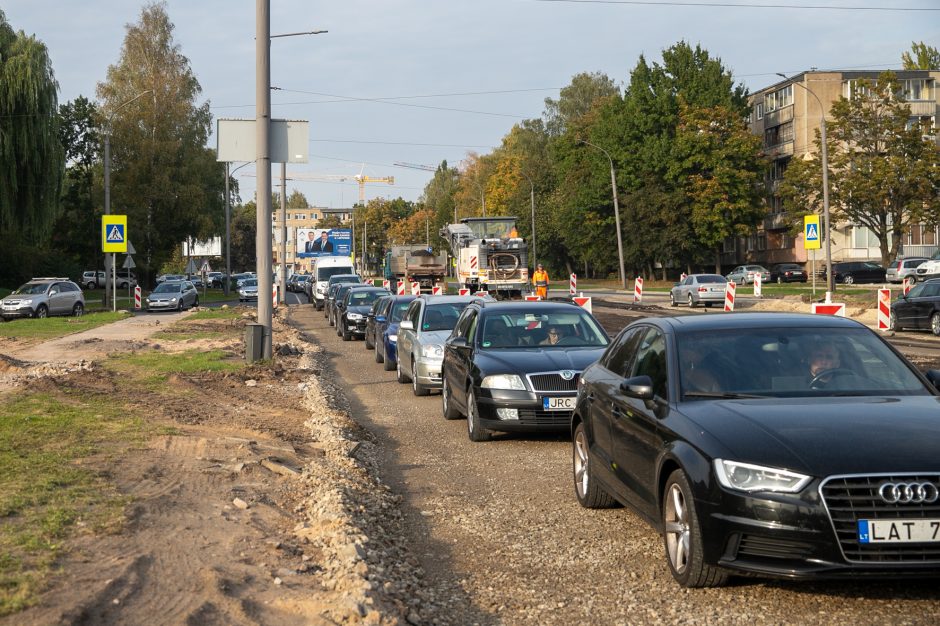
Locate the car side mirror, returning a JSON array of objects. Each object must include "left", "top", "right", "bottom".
[
  {"left": 620, "top": 375, "right": 654, "bottom": 400},
  {"left": 376, "top": 315, "right": 387, "bottom": 323},
  {"left": 924, "top": 369, "right": 940, "bottom": 391},
  {"left": 448, "top": 336, "right": 468, "bottom": 350},
  {"left": 400, "top": 320, "right": 414, "bottom": 330},
  {"left": 49, "top": 289, "right": 58, "bottom": 295}
]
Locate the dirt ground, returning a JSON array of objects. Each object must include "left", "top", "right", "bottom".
[{"left": 0, "top": 310, "right": 409, "bottom": 625}]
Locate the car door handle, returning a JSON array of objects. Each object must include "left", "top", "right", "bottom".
[{"left": 611, "top": 405, "right": 627, "bottom": 419}]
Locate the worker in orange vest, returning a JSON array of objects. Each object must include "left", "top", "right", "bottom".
[{"left": 532, "top": 264, "right": 550, "bottom": 299}]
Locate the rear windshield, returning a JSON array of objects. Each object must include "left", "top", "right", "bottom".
[
  {"left": 697, "top": 275, "right": 726, "bottom": 284},
  {"left": 422, "top": 303, "right": 471, "bottom": 331}
]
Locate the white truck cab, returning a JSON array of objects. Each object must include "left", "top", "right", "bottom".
[{"left": 311, "top": 256, "right": 356, "bottom": 309}]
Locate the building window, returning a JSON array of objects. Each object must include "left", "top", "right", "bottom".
[
  {"left": 755, "top": 102, "right": 764, "bottom": 120},
  {"left": 852, "top": 226, "right": 879, "bottom": 249},
  {"left": 900, "top": 78, "right": 930, "bottom": 101},
  {"left": 757, "top": 234, "right": 767, "bottom": 251},
  {"left": 764, "top": 85, "right": 793, "bottom": 113},
  {"left": 723, "top": 237, "right": 735, "bottom": 253},
  {"left": 764, "top": 122, "right": 793, "bottom": 148}
]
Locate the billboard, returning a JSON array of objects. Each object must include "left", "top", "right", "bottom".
[
  {"left": 297, "top": 228, "right": 351, "bottom": 258},
  {"left": 182, "top": 237, "right": 222, "bottom": 257},
  {"left": 216, "top": 119, "right": 309, "bottom": 163}
]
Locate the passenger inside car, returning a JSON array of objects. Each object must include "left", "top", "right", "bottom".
[{"left": 483, "top": 318, "right": 514, "bottom": 347}]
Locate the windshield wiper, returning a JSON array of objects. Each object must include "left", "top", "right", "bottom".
[{"left": 683, "top": 391, "right": 769, "bottom": 399}]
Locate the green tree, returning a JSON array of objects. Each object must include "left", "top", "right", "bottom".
[
  {"left": 902, "top": 41, "right": 940, "bottom": 70},
  {"left": 780, "top": 72, "right": 940, "bottom": 266},
  {"left": 0, "top": 9, "right": 63, "bottom": 241},
  {"left": 229, "top": 200, "right": 256, "bottom": 271},
  {"left": 420, "top": 159, "right": 460, "bottom": 246},
  {"left": 543, "top": 71, "right": 618, "bottom": 137},
  {"left": 97, "top": 2, "right": 224, "bottom": 285},
  {"left": 54, "top": 96, "right": 101, "bottom": 269}
]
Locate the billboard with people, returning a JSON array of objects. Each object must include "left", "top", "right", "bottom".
[{"left": 297, "top": 228, "right": 351, "bottom": 258}]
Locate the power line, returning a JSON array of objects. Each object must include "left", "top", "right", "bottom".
[
  {"left": 534, "top": 0, "right": 939, "bottom": 10},
  {"left": 310, "top": 138, "right": 496, "bottom": 149}
]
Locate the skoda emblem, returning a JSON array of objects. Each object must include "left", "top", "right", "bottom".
[{"left": 560, "top": 370, "right": 576, "bottom": 381}]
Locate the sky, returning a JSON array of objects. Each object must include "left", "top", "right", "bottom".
[{"left": 4, "top": 0, "right": 938, "bottom": 210}]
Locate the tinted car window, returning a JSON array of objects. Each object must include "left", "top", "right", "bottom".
[
  {"left": 632, "top": 329, "right": 668, "bottom": 400},
  {"left": 696, "top": 275, "right": 726, "bottom": 284},
  {"left": 479, "top": 310, "right": 608, "bottom": 349},
  {"left": 422, "top": 303, "right": 469, "bottom": 331},
  {"left": 603, "top": 326, "right": 647, "bottom": 378},
  {"left": 347, "top": 290, "right": 384, "bottom": 305},
  {"left": 153, "top": 283, "right": 183, "bottom": 293},
  {"left": 389, "top": 300, "right": 412, "bottom": 323}
]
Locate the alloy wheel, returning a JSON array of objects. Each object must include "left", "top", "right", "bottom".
[
  {"left": 932, "top": 313, "right": 940, "bottom": 337},
  {"left": 574, "top": 429, "right": 590, "bottom": 499},
  {"left": 664, "top": 483, "right": 691, "bottom": 575}
]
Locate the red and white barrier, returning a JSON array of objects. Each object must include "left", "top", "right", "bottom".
[
  {"left": 134, "top": 286, "right": 142, "bottom": 310},
  {"left": 478, "top": 290, "right": 489, "bottom": 298},
  {"left": 877, "top": 289, "right": 891, "bottom": 331},
  {"left": 903, "top": 277, "right": 914, "bottom": 295},
  {"left": 569, "top": 273, "right": 577, "bottom": 297},
  {"left": 458, "top": 288, "right": 470, "bottom": 296},
  {"left": 753, "top": 273, "right": 763, "bottom": 298},
  {"left": 524, "top": 294, "right": 541, "bottom": 302},
  {"left": 573, "top": 296, "right": 592, "bottom": 314},
  {"left": 634, "top": 277, "right": 644, "bottom": 303},
  {"left": 432, "top": 284, "right": 443, "bottom": 295},
  {"left": 724, "top": 281, "right": 736, "bottom": 312},
  {"left": 397, "top": 280, "right": 405, "bottom": 296},
  {"left": 272, "top": 284, "right": 278, "bottom": 309},
  {"left": 410, "top": 281, "right": 420, "bottom": 295},
  {"left": 382, "top": 279, "right": 390, "bottom": 291},
  {"left": 811, "top": 302, "right": 846, "bottom": 317},
  {"left": 680, "top": 272, "right": 688, "bottom": 282}
]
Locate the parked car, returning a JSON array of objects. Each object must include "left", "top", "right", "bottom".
[
  {"left": 1, "top": 277, "right": 85, "bottom": 319},
  {"left": 113, "top": 269, "right": 137, "bottom": 289},
  {"left": 146, "top": 280, "right": 199, "bottom": 312},
  {"left": 238, "top": 278, "right": 259, "bottom": 302},
  {"left": 571, "top": 312, "right": 940, "bottom": 587},
  {"left": 338, "top": 286, "right": 389, "bottom": 341},
  {"left": 890, "top": 278, "right": 940, "bottom": 334},
  {"left": 886, "top": 257, "right": 929, "bottom": 284},
  {"left": 82, "top": 270, "right": 106, "bottom": 289},
  {"left": 395, "top": 295, "right": 489, "bottom": 396},
  {"left": 205, "top": 271, "right": 226, "bottom": 288},
  {"left": 769, "top": 263, "right": 808, "bottom": 284},
  {"left": 371, "top": 295, "right": 417, "bottom": 371},
  {"left": 156, "top": 273, "right": 185, "bottom": 285},
  {"left": 913, "top": 252, "right": 940, "bottom": 282},
  {"left": 669, "top": 274, "right": 728, "bottom": 308},
  {"left": 824, "top": 261, "right": 887, "bottom": 285},
  {"left": 441, "top": 300, "right": 610, "bottom": 441},
  {"left": 726, "top": 265, "right": 770, "bottom": 285}
]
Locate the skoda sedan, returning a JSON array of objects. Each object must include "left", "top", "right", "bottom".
[
  {"left": 571, "top": 313, "right": 940, "bottom": 587},
  {"left": 442, "top": 300, "right": 609, "bottom": 441}
]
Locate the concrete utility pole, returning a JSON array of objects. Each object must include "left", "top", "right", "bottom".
[
  {"left": 280, "top": 162, "right": 287, "bottom": 304},
  {"left": 224, "top": 162, "right": 231, "bottom": 296},
  {"left": 256, "top": 0, "right": 273, "bottom": 359},
  {"left": 519, "top": 171, "right": 536, "bottom": 269}
]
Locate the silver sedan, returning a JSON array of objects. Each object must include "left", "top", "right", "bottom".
[{"left": 670, "top": 274, "right": 728, "bottom": 308}]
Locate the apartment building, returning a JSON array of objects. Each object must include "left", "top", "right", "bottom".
[
  {"left": 735, "top": 69, "right": 939, "bottom": 270},
  {"left": 271, "top": 206, "right": 352, "bottom": 273}
]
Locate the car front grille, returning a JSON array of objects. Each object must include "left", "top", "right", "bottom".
[
  {"left": 736, "top": 535, "right": 814, "bottom": 560},
  {"left": 527, "top": 372, "right": 580, "bottom": 392},
  {"left": 820, "top": 474, "right": 940, "bottom": 563},
  {"left": 516, "top": 409, "right": 572, "bottom": 426}
]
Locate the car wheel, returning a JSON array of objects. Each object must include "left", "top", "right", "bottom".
[
  {"left": 396, "top": 354, "right": 410, "bottom": 383},
  {"left": 374, "top": 337, "right": 384, "bottom": 362},
  {"left": 932, "top": 312, "right": 940, "bottom": 337},
  {"left": 663, "top": 469, "right": 728, "bottom": 588},
  {"left": 342, "top": 322, "right": 351, "bottom": 341},
  {"left": 890, "top": 311, "right": 901, "bottom": 332},
  {"left": 35, "top": 304, "right": 48, "bottom": 319},
  {"left": 85, "top": 282, "right": 96, "bottom": 290},
  {"left": 442, "top": 378, "right": 461, "bottom": 420},
  {"left": 466, "top": 387, "right": 492, "bottom": 442},
  {"left": 843, "top": 274, "right": 855, "bottom": 285},
  {"left": 669, "top": 292, "right": 677, "bottom": 307},
  {"left": 412, "top": 360, "right": 429, "bottom": 396},
  {"left": 573, "top": 422, "right": 615, "bottom": 508},
  {"left": 193, "top": 297, "right": 199, "bottom": 308},
  {"left": 383, "top": 345, "right": 396, "bottom": 371},
  {"left": 365, "top": 331, "right": 374, "bottom": 350},
  {"left": 909, "top": 275, "right": 919, "bottom": 284},
  {"left": 72, "top": 302, "right": 84, "bottom": 317},
  {"left": 687, "top": 294, "right": 696, "bottom": 308},
  {"left": 178, "top": 300, "right": 184, "bottom": 312}
]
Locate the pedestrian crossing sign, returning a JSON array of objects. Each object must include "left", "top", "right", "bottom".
[
  {"left": 102, "top": 215, "right": 128, "bottom": 253},
  {"left": 803, "top": 215, "right": 821, "bottom": 250}
]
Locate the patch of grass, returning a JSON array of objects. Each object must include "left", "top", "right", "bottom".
[
  {"left": 187, "top": 307, "right": 243, "bottom": 321},
  {"left": 154, "top": 330, "right": 226, "bottom": 342},
  {"left": 107, "top": 349, "right": 243, "bottom": 388},
  {"left": 0, "top": 392, "right": 155, "bottom": 616},
  {"left": 0, "top": 312, "right": 126, "bottom": 341}
]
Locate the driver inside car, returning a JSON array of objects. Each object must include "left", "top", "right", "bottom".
[{"left": 807, "top": 341, "right": 843, "bottom": 388}]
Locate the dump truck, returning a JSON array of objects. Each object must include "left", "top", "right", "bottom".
[
  {"left": 441, "top": 217, "right": 529, "bottom": 298},
  {"left": 384, "top": 245, "right": 447, "bottom": 293}
]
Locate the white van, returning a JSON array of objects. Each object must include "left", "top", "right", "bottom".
[{"left": 311, "top": 256, "right": 356, "bottom": 309}]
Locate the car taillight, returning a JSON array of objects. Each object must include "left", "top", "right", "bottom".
[{"left": 698, "top": 286, "right": 707, "bottom": 292}]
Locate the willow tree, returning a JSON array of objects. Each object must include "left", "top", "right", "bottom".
[
  {"left": 0, "top": 9, "right": 63, "bottom": 240},
  {"left": 97, "top": 2, "right": 224, "bottom": 283}
]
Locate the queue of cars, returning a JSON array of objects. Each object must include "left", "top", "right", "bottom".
[{"left": 320, "top": 280, "right": 940, "bottom": 589}]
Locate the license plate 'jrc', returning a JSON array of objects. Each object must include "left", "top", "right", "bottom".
[
  {"left": 543, "top": 396, "right": 575, "bottom": 411},
  {"left": 858, "top": 519, "right": 940, "bottom": 543}
]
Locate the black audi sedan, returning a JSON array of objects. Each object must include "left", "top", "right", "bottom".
[
  {"left": 441, "top": 300, "right": 609, "bottom": 442},
  {"left": 891, "top": 278, "right": 940, "bottom": 335},
  {"left": 571, "top": 313, "right": 940, "bottom": 587}
]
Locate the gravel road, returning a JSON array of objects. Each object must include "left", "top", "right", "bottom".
[{"left": 291, "top": 305, "right": 940, "bottom": 626}]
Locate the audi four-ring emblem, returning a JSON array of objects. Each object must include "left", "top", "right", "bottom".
[{"left": 878, "top": 481, "right": 940, "bottom": 504}]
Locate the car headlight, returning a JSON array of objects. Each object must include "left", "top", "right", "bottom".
[
  {"left": 481, "top": 374, "right": 526, "bottom": 391},
  {"left": 19, "top": 298, "right": 33, "bottom": 305},
  {"left": 170, "top": 298, "right": 178, "bottom": 303},
  {"left": 421, "top": 344, "right": 444, "bottom": 358},
  {"left": 713, "top": 459, "right": 811, "bottom": 493},
  {"left": 388, "top": 334, "right": 397, "bottom": 342},
  {"left": 347, "top": 313, "right": 363, "bottom": 321}
]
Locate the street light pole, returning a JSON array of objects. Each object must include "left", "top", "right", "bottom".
[
  {"left": 519, "top": 171, "right": 536, "bottom": 270},
  {"left": 472, "top": 179, "right": 486, "bottom": 217},
  {"left": 256, "top": 0, "right": 273, "bottom": 359},
  {"left": 579, "top": 140, "right": 627, "bottom": 290},
  {"left": 104, "top": 88, "right": 152, "bottom": 312},
  {"left": 778, "top": 73, "right": 833, "bottom": 297}
]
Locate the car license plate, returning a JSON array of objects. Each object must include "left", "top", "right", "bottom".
[
  {"left": 858, "top": 519, "right": 940, "bottom": 543},
  {"left": 543, "top": 397, "right": 575, "bottom": 411}
]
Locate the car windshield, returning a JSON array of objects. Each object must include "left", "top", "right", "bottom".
[
  {"left": 422, "top": 303, "right": 471, "bottom": 332},
  {"left": 320, "top": 267, "right": 357, "bottom": 281},
  {"left": 677, "top": 327, "right": 929, "bottom": 400},
  {"left": 153, "top": 283, "right": 182, "bottom": 294},
  {"left": 390, "top": 300, "right": 413, "bottom": 323},
  {"left": 243, "top": 279, "right": 257, "bottom": 288},
  {"left": 480, "top": 310, "right": 609, "bottom": 349},
  {"left": 348, "top": 290, "right": 383, "bottom": 305},
  {"left": 13, "top": 283, "right": 50, "bottom": 295}
]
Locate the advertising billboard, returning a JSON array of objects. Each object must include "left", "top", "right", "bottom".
[{"left": 297, "top": 228, "right": 351, "bottom": 258}]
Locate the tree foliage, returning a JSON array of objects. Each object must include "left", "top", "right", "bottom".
[
  {"left": 543, "top": 71, "right": 618, "bottom": 137},
  {"left": 780, "top": 72, "right": 940, "bottom": 265},
  {"left": 0, "top": 9, "right": 63, "bottom": 240},
  {"left": 96, "top": 2, "right": 224, "bottom": 284},
  {"left": 901, "top": 41, "right": 940, "bottom": 70},
  {"left": 54, "top": 96, "right": 101, "bottom": 269}
]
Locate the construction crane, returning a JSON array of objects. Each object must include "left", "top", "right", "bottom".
[
  {"left": 394, "top": 161, "right": 437, "bottom": 172},
  {"left": 241, "top": 164, "right": 394, "bottom": 205}
]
